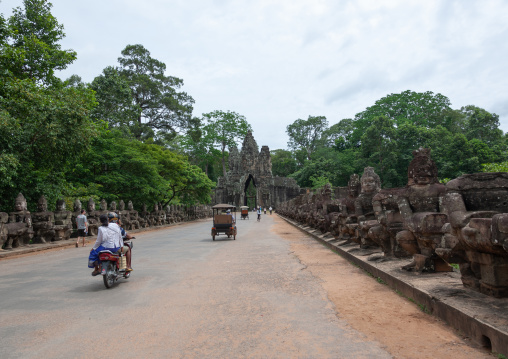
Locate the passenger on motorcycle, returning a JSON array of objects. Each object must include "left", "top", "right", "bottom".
[
  {"left": 88, "top": 213, "right": 129, "bottom": 276},
  {"left": 116, "top": 218, "right": 134, "bottom": 271}
]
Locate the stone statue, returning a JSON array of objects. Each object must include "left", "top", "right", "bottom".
[
  {"left": 0, "top": 211, "right": 9, "bottom": 250},
  {"left": 127, "top": 201, "right": 140, "bottom": 230},
  {"left": 337, "top": 174, "right": 360, "bottom": 243},
  {"left": 53, "top": 199, "right": 72, "bottom": 241},
  {"left": 368, "top": 187, "right": 409, "bottom": 260},
  {"left": 4, "top": 193, "right": 33, "bottom": 249},
  {"left": 395, "top": 148, "right": 448, "bottom": 272},
  {"left": 32, "top": 195, "right": 55, "bottom": 243},
  {"left": 109, "top": 201, "right": 117, "bottom": 212},
  {"left": 139, "top": 203, "right": 151, "bottom": 227},
  {"left": 86, "top": 198, "right": 99, "bottom": 236},
  {"left": 150, "top": 203, "right": 162, "bottom": 226},
  {"left": 436, "top": 172, "right": 508, "bottom": 297},
  {"left": 354, "top": 167, "right": 382, "bottom": 250},
  {"left": 118, "top": 200, "right": 130, "bottom": 229}
]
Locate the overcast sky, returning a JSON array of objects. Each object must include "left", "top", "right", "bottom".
[{"left": 2, "top": 0, "right": 507, "bottom": 151}]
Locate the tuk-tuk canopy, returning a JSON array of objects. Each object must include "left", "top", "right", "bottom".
[
  {"left": 212, "top": 203, "right": 236, "bottom": 210},
  {"left": 240, "top": 206, "right": 249, "bottom": 209}
]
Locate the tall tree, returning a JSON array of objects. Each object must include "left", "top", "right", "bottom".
[
  {"left": 116, "top": 44, "right": 195, "bottom": 141},
  {"left": 461, "top": 105, "right": 503, "bottom": 145},
  {"left": 270, "top": 149, "right": 297, "bottom": 177},
  {"left": 286, "top": 115, "right": 328, "bottom": 162},
  {"left": 1, "top": 0, "right": 76, "bottom": 86},
  {"left": 202, "top": 110, "right": 252, "bottom": 177}
]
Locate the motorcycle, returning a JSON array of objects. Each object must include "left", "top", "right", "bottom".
[{"left": 98, "top": 239, "right": 133, "bottom": 289}]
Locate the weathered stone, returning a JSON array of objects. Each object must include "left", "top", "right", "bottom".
[
  {"left": 32, "top": 195, "right": 55, "bottom": 243},
  {"left": 4, "top": 193, "right": 33, "bottom": 249},
  {"left": 396, "top": 148, "right": 448, "bottom": 272},
  {"left": 53, "top": 199, "right": 72, "bottom": 241},
  {"left": 214, "top": 132, "right": 300, "bottom": 209},
  {"left": 438, "top": 172, "right": 508, "bottom": 297}
]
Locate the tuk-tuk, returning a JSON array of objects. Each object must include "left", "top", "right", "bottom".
[
  {"left": 211, "top": 204, "right": 237, "bottom": 241},
  {"left": 240, "top": 206, "right": 249, "bottom": 220}
]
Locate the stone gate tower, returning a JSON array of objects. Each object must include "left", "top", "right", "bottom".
[{"left": 213, "top": 132, "right": 301, "bottom": 208}]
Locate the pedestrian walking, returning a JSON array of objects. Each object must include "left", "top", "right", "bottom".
[
  {"left": 269, "top": 206, "right": 273, "bottom": 215},
  {"left": 257, "top": 207, "right": 262, "bottom": 222},
  {"left": 76, "top": 209, "right": 88, "bottom": 247}
]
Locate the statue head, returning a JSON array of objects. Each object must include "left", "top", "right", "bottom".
[
  {"left": 15, "top": 193, "right": 27, "bottom": 211},
  {"left": 119, "top": 200, "right": 125, "bottom": 211},
  {"left": 348, "top": 174, "right": 361, "bottom": 197},
  {"left": 407, "top": 148, "right": 439, "bottom": 186},
  {"left": 87, "top": 198, "right": 96, "bottom": 212},
  {"left": 56, "top": 199, "right": 66, "bottom": 211},
  {"left": 142, "top": 203, "right": 147, "bottom": 212},
  {"left": 100, "top": 199, "right": 107, "bottom": 211},
  {"left": 109, "top": 201, "right": 117, "bottom": 211},
  {"left": 360, "top": 167, "right": 381, "bottom": 194},
  {"left": 128, "top": 200, "right": 134, "bottom": 211},
  {"left": 37, "top": 195, "right": 48, "bottom": 212},
  {"left": 73, "top": 199, "right": 82, "bottom": 212},
  {"left": 153, "top": 203, "right": 159, "bottom": 211},
  {"left": 165, "top": 205, "right": 171, "bottom": 214}
]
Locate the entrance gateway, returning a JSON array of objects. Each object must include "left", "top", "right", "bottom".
[{"left": 213, "top": 132, "right": 302, "bottom": 209}]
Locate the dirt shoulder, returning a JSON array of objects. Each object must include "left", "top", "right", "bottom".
[{"left": 271, "top": 215, "right": 493, "bottom": 359}]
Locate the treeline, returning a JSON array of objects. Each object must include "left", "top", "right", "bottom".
[
  {"left": 273, "top": 90, "right": 507, "bottom": 188},
  {"left": 0, "top": 0, "right": 217, "bottom": 212}
]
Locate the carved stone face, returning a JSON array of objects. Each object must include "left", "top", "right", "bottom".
[
  {"left": 15, "top": 196, "right": 27, "bottom": 211},
  {"left": 119, "top": 200, "right": 125, "bottom": 211},
  {"left": 142, "top": 204, "right": 147, "bottom": 212},
  {"left": 361, "top": 176, "right": 378, "bottom": 193},
  {"left": 73, "top": 199, "right": 82, "bottom": 212},
  {"left": 100, "top": 199, "right": 107, "bottom": 211},
  {"left": 413, "top": 163, "right": 433, "bottom": 185},
  {"left": 56, "top": 200, "right": 66, "bottom": 211},
  {"left": 88, "top": 199, "right": 96, "bottom": 212},
  {"left": 153, "top": 203, "right": 158, "bottom": 211},
  {"left": 128, "top": 201, "right": 134, "bottom": 211},
  {"left": 110, "top": 201, "right": 117, "bottom": 211},
  {"left": 37, "top": 196, "right": 48, "bottom": 212}
]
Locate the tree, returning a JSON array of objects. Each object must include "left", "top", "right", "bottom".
[
  {"left": 115, "top": 44, "right": 196, "bottom": 141},
  {"left": 461, "top": 105, "right": 503, "bottom": 145},
  {"left": 1, "top": 0, "right": 76, "bottom": 86},
  {"left": 286, "top": 116, "right": 328, "bottom": 162},
  {"left": 202, "top": 110, "right": 252, "bottom": 176},
  {"left": 0, "top": 0, "right": 98, "bottom": 211},
  {"left": 270, "top": 149, "right": 297, "bottom": 177},
  {"left": 90, "top": 66, "right": 138, "bottom": 133}
]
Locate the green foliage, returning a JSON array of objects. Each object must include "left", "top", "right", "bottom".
[
  {"left": 90, "top": 44, "right": 196, "bottom": 142},
  {"left": 1, "top": 0, "right": 76, "bottom": 86},
  {"left": 482, "top": 161, "right": 508, "bottom": 172},
  {"left": 270, "top": 149, "right": 297, "bottom": 177},
  {"left": 285, "top": 90, "right": 507, "bottom": 189},
  {"left": 286, "top": 115, "right": 328, "bottom": 162},
  {"left": 0, "top": 2, "right": 213, "bottom": 212},
  {"left": 66, "top": 130, "right": 214, "bottom": 207},
  {"left": 202, "top": 110, "right": 252, "bottom": 176}
]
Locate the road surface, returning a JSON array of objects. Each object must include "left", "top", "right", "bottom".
[{"left": 0, "top": 214, "right": 391, "bottom": 358}]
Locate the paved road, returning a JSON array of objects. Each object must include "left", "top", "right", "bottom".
[{"left": 0, "top": 215, "right": 391, "bottom": 358}]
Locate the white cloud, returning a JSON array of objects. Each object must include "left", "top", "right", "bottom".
[{"left": 1, "top": 0, "right": 507, "bottom": 150}]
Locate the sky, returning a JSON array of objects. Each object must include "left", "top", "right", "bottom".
[{"left": 1, "top": 0, "right": 508, "bottom": 151}]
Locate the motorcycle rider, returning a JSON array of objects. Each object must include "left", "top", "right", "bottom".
[{"left": 88, "top": 213, "right": 128, "bottom": 276}]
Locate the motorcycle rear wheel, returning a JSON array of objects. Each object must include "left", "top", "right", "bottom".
[{"left": 103, "top": 262, "right": 116, "bottom": 289}]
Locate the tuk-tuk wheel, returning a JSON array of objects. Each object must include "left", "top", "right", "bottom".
[{"left": 212, "top": 234, "right": 215, "bottom": 241}]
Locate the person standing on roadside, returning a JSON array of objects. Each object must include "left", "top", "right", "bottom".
[
  {"left": 76, "top": 209, "right": 88, "bottom": 248},
  {"left": 257, "top": 206, "right": 262, "bottom": 222},
  {"left": 269, "top": 206, "right": 273, "bottom": 215},
  {"left": 76, "top": 209, "right": 88, "bottom": 247}
]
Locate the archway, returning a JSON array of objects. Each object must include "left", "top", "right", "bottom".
[{"left": 244, "top": 174, "right": 257, "bottom": 209}]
